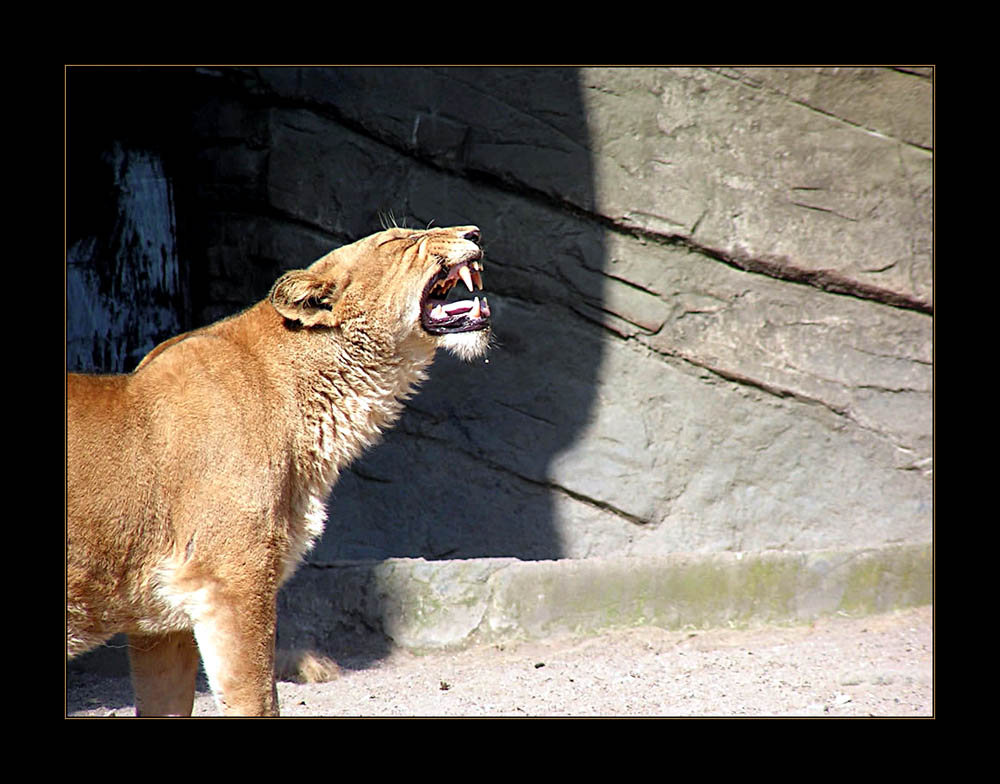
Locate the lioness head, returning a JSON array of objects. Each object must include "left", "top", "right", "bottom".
[{"left": 269, "top": 225, "right": 491, "bottom": 361}]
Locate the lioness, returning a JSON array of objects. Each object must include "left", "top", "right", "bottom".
[{"left": 67, "top": 225, "right": 491, "bottom": 716}]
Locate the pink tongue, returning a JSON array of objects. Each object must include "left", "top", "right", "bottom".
[{"left": 444, "top": 301, "right": 472, "bottom": 315}]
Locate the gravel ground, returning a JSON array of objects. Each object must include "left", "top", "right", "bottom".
[{"left": 67, "top": 604, "right": 932, "bottom": 718}]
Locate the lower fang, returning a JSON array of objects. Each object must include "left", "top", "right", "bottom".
[{"left": 469, "top": 296, "right": 481, "bottom": 319}]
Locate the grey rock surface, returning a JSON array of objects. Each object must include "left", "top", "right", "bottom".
[
  {"left": 274, "top": 544, "right": 930, "bottom": 655},
  {"left": 578, "top": 67, "right": 932, "bottom": 310},
  {"left": 66, "top": 66, "right": 933, "bottom": 564}
]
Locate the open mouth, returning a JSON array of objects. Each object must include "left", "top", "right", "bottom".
[{"left": 421, "top": 258, "right": 492, "bottom": 334}]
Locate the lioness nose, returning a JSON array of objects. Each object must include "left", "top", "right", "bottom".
[{"left": 461, "top": 228, "right": 481, "bottom": 244}]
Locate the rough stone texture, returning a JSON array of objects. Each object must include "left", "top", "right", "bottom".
[
  {"left": 275, "top": 544, "right": 931, "bottom": 654},
  {"left": 580, "top": 67, "right": 932, "bottom": 312},
  {"left": 66, "top": 66, "right": 933, "bottom": 565}
]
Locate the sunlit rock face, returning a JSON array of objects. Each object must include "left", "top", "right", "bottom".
[{"left": 66, "top": 67, "right": 932, "bottom": 562}]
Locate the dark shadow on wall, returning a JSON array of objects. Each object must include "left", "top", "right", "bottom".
[
  {"left": 66, "top": 67, "right": 605, "bottom": 680},
  {"left": 66, "top": 68, "right": 193, "bottom": 372}
]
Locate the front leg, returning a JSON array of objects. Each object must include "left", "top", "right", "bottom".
[
  {"left": 128, "top": 630, "right": 200, "bottom": 717},
  {"left": 193, "top": 591, "right": 280, "bottom": 717}
]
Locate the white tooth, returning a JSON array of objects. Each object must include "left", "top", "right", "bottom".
[
  {"left": 472, "top": 269, "right": 483, "bottom": 290},
  {"left": 470, "top": 296, "right": 481, "bottom": 320},
  {"left": 431, "top": 304, "right": 446, "bottom": 319},
  {"left": 459, "top": 266, "right": 474, "bottom": 292}
]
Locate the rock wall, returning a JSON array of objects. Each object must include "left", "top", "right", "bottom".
[
  {"left": 66, "top": 66, "right": 932, "bottom": 562},
  {"left": 66, "top": 143, "right": 185, "bottom": 372}
]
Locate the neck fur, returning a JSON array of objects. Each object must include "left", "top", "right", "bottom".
[{"left": 283, "top": 325, "right": 436, "bottom": 576}]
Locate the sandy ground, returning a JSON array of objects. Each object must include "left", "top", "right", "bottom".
[{"left": 67, "top": 604, "right": 932, "bottom": 718}]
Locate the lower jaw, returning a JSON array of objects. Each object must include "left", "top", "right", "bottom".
[{"left": 435, "top": 327, "right": 491, "bottom": 361}]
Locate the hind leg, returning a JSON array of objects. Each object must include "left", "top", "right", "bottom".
[{"left": 128, "top": 630, "right": 200, "bottom": 717}]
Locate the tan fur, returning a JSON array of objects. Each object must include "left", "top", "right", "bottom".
[
  {"left": 67, "top": 226, "right": 490, "bottom": 716},
  {"left": 274, "top": 649, "right": 342, "bottom": 684}
]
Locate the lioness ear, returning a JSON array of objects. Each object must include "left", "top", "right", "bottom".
[{"left": 269, "top": 269, "right": 342, "bottom": 327}]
